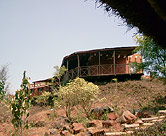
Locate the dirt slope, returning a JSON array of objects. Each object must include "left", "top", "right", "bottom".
[{"left": 0, "top": 79, "right": 166, "bottom": 135}]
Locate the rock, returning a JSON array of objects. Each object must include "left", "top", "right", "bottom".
[
  {"left": 102, "top": 120, "right": 116, "bottom": 128},
  {"left": 108, "top": 113, "right": 118, "bottom": 120},
  {"left": 76, "top": 132, "right": 90, "bottom": 136},
  {"left": 44, "top": 132, "right": 49, "bottom": 136},
  {"left": 61, "top": 130, "right": 71, "bottom": 136},
  {"left": 34, "top": 121, "right": 46, "bottom": 127},
  {"left": 135, "top": 110, "right": 153, "bottom": 118},
  {"left": 113, "top": 123, "right": 123, "bottom": 131},
  {"left": 52, "top": 116, "right": 69, "bottom": 129},
  {"left": 91, "top": 106, "right": 114, "bottom": 119},
  {"left": 62, "top": 125, "right": 70, "bottom": 130},
  {"left": 100, "top": 106, "right": 114, "bottom": 113},
  {"left": 87, "top": 127, "right": 105, "bottom": 136},
  {"left": 49, "top": 129, "right": 57, "bottom": 135},
  {"left": 135, "top": 118, "right": 144, "bottom": 124},
  {"left": 87, "top": 120, "right": 103, "bottom": 128},
  {"left": 119, "top": 110, "right": 137, "bottom": 124},
  {"left": 72, "top": 123, "right": 85, "bottom": 134}
]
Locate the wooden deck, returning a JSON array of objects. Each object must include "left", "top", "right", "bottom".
[{"left": 64, "top": 64, "right": 142, "bottom": 80}]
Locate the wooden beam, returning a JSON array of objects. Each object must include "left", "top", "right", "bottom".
[
  {"left": 141, "top": 116, "right": 165, "bottom": 121},
  {"left": 113, "top": 50, "right": 116, "bottom": 75},
  {"left": 99, "top": 51, "right": 100, "bottom": 75},
  {"left": 77, "top": 54, "right": 80, "bottom": 77},
  {"left": 105, "top": 131, "right": 134, "bottom": 136},
  {"left": 66, "top": 59, "right": 69, "bottom": 80},
  {"left": 67, "top": 59, "right": 69, "bottom": 70}
]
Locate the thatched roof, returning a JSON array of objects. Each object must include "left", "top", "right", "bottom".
[
  {"left": 96, "top": 0, "right": 166, "bottom": 48},
  {"left": 61, "top": 46, "right": 136, "bottom": 68}
]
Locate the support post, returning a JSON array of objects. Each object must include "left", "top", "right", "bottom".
[
  {"left": 99, "top": 52, "right": 100, "bottom": 75},
  {"left": 66, "top": 60, "right": 69, "bottom": 80},
  {"left": 77, "top": 54, "right": 80, "bottom": 77},
  {"left": 113, "top": 50, "right": 116, "bottom": 75}
]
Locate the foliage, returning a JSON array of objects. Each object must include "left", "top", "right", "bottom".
[
  {"left": 134, "top": 35, "right": 166, "bottom": 78},
  {"left": 52, "top": 65, "right": 67, "bottom": 89},
  {"left": 112, "top": 78, "right": 118, "bottom": 92},
  {"left": 134, "top": 118, "right": 166, "bottom": 135},
  {"left": 0, "top": 65, "right": 9, "bottom": 100},
  {"left": 11, "top": 71, "right": 31, "bottom": 136},
  {"left": 96, "top": 0, "right": 166, "bottom": 49},
  {"left": 31, "top": 91, "right": 54, "bottom": 107},
  {"left": 57, "top": 77, "right": 99, "bottom": 119},
  {"left": 0, "top": 81, "right": 5, "bottom": 101}
]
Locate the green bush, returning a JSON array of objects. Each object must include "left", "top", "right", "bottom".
[
  {"left": 57, "top": 77, "right": 99, "bottom": 119},
  {"left": 31, "top": 91, "right": 55, "bottom": 107}
]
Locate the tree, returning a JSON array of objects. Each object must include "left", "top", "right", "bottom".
[
  {"left": 11, "top": 71, "right": 31, "bottom": 136},
  {"left": 134, "top": 35, "right": 166, "bottom": 78},
  {"left": 57, "top": 77, "right": 99, "bottom": 119},
  {"left": 0, "top": 65, "right": 9, "bottom": 100},
  {"left": 52, "top": 65, "right": 67, "bottom": 89}
]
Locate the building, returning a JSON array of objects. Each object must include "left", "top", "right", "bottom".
[
  {"left": 61, "top": 46, "right": 143, "bottom": 82},
  {"left": 29, "top": 78, "right": 52, "bottom": 96}
]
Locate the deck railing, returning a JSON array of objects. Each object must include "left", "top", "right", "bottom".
[{"left": 64, "top": 64, "right": 142, "bottom": 80}]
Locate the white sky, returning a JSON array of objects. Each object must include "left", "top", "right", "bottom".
[{"left": 0, "top": 0, "right": 138, "bottom": 94}]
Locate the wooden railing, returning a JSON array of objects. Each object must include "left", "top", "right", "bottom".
[{"left": 64, "top": 64, "right": 142, "bottom": 80}]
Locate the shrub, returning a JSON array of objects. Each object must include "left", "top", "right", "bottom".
[
  {"left": 11, "top": 71, "right": 31, "bottom": 136},
  {"left": 31, "top": 91, "right": 55, "bottom": 107},
  {"left": 57, "top": 77, "right": 99, "bottom": 119}
]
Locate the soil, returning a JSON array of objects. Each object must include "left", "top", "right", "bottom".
[{"left": 0, "top": 79, "right": 166, "bottom": 136}]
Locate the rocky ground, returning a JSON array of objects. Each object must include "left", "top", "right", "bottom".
[{"left": 0, "top": 79, "right": 166, "bottom": 136}]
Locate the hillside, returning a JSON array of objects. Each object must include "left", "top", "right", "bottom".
[{"left": 0, "top": 79, "right": 166, "bottom": 136}]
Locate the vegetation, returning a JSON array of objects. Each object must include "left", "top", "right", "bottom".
[
  {"left": 52, "top": 65, "right": 67, "bottom": 89},
  {"left": 96, "top": 0, "right": 166, "bottom": 48},
  {"left": 11, "top": 71, "right": 31, "bottom": 136},
  {"left": 0, "top": 65, "right": 9, "bottom": 100},
  {"left": 56, "top": 77, "right": 99, "bottom": 119},
  {"left": 134, "top": 35, "right": 166, "bottom": 79},
  {"left": 134, "top": 119, "right": 166, "bottom": 136},
  {"left": 31, "top": 91, "right": 54, "bottom": 107}
]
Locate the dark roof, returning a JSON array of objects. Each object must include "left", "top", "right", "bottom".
[
  {"left": 63, "top": 46, "right": 136, "bottom": 59},
  {"left": 61, "top": 46, "right": 136, "bottom": 65},
  {"left": 32, "top": 78, "right": 52, "bottom": 83},
  {"left": 96, "top": 0, "right": 166, "bottom": 49}
]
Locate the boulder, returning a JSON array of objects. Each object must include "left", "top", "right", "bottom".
[
  {"left": 102, "top": 120, "right": 116, "bottom": 128},
  {"left": 87, "top": 120, "right": 103, "bottom": 128},
  {"left": 135, "top": 110, "right": 153, "bottom": 118},
  {"left": 33, "top": 121, "right": 46, "bottom": 127},
  {"left": 72, "top": 123, "right": 85, "bottom": 134},
  {"left": 61, "top": 130, "right": 71, "bottom": 136},
  {"left": 49, "top": 129, "right": 58, "bottom": 135},
  {"left": 119, "top": 110, "right": 137, "bottom": 124},
  {"left": 91, "top": 106, "right": 114, "bottom": 119},
  {"left": 87, "top": 127, "right": 105, "bottom": 136},
  {"left": 52, "top": 116, "right": 69, "bottom": 130},
  {"left": 108, "top": 112, "right": 118, "bottom": 120},
  {"left": 135, "top": 118, "right": 144, "bottom": 124}
]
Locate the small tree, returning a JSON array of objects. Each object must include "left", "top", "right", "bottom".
[
  {"left": 75, "top": 78, "right": 99, "bottom": 119},
  {"left": 57, "top": 77, "right": 99, "bottom": 119},
  {"left": 52, "top": 65, "right": 67, "bottom": 89},
  {"left": 11, "top": 71, "right": 31, "bottom": 136},
  {"left": 0, "top": 81, "right": 5, "bottom": 101},
  {"left": 0, "top": 65, "right": 10, "bottom": 99},
  {"left": 134, "top": 35, "right": 166, "bottom": 78}
]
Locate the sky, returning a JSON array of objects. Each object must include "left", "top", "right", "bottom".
[{"left": 0, "top": 0, "right": 138, "bottom": 94}]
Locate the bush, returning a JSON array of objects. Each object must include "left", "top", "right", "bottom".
[
  {"left": 57, "top": 77, "right": 99, "bottom": 119},
  {"left": 31, "top": 91, "right": 55, "bottom": 107}
]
